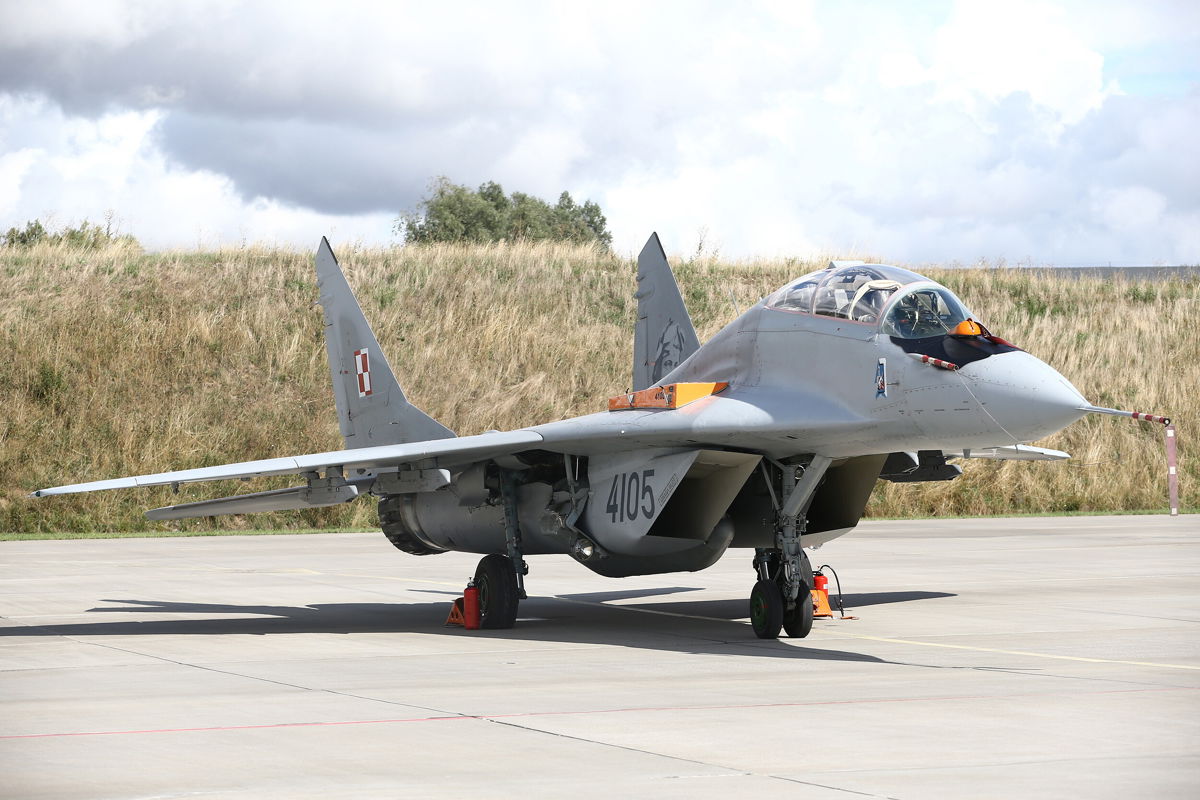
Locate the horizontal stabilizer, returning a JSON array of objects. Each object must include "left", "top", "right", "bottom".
[
  {"left": 145, "top": 483, "right": 359, "bottom": 520},
  {"left": 945, "top": 445, "right": 1070, "bottom": 461}
]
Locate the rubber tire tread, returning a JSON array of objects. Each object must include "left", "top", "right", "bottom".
[
  {"left": 475, "top": 554, "right": 520, "bottom": 629},
  {"left": 783, "top": 590, "right": 815, "bottom": 638},
  {"left": 750, "top": 579, "right": 784, "bottom": 639}
]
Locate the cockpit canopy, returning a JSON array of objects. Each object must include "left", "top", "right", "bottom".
[{"left": 765, "top": 262, "right": 973, "bottom": 339}]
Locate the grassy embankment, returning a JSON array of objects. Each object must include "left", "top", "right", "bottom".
[{"left": 1, "top": 240, "right": 1194, "bottom": 537}]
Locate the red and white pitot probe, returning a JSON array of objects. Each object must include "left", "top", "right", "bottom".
[{"left": 1081, "top": 405, "right": 1180, "bottom": 517}]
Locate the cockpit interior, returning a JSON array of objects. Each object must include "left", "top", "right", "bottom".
[{"left": 766, "top": 263, "right": 974, "bottom": 338}]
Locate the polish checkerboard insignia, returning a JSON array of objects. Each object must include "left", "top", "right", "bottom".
[{"left": 353, "top": 348, "right": 372, "bottom": 397}]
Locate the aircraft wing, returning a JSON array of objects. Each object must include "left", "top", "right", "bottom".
[
  {"left": 944, "top": 444, "right": 1070, "bottom": 461},
  {"left": 31, "top": 430, "right": 543, "bottom": 497}
]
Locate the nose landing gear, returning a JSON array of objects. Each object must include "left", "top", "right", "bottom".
[{"left": 748, "top": 456, "right": 830, "bottom": 640}]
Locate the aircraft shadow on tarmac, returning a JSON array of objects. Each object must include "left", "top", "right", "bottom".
[{"left": 0, "top": 587, "right": 955, "bottom": 664}]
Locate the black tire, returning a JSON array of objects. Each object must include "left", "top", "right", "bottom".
[
  {"left": 475, "top": 554, "right": 519, "bottom": 630},
  {"left": 783, "top": 589, "right": 814, "bottom": 638},
  {"left": 749, "top": 579, "right": 784, "bottom": 639}
]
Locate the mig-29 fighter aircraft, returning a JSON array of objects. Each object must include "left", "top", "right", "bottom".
[{"left": 34, "top": 235, "right": 1141, "bottom": 639}]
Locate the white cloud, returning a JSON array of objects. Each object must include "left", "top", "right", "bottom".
[
  {"left": 0, "top": 96, "right": 392, "bottom": 248},
  {"left": 929, "top": 0, "right": 1111, "bottom": 125},
  {"left": 0, "top": 0, "right": 1196, "bottom": 264}
]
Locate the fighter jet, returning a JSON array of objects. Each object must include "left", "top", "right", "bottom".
[{"left": 33, "top": 235, "right": 1149, "bottom": 638}]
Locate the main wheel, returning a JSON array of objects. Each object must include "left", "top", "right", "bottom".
[
  {"left": 474, "top": 554, "right": 519, "bottom": 629},
  {"left": 749, "top": 579, "right": 784, "bottom": 639},
  {"left": 783, "top": 590, "right": 814, "bottom": 638}
]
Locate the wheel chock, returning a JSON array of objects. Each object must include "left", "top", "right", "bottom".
[
  {"left": 811, "top": 573, "right": 834, "bottom": 618},
  {"left": 444, "top": 597, "right": 466, "bottom": 627}
]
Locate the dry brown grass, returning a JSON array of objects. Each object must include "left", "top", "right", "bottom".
[{"left": 1, "top": 240, "right": 1193, "bottom": 532}]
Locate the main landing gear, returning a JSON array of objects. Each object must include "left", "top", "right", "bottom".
[
  {"left": 473, "top": 468, "right": 528, "bottom": 630},
  {"left": 748, "top": 456, "right": 831, "bottom": 640}
]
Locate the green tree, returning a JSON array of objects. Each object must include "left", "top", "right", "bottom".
[
  {"left": 398, "top": 178, "right": 612, "bottom": 248},
  {"left": 1, "top": 219, "right": 49, "bottom": 247}
]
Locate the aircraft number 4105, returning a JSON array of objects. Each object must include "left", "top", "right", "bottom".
[{"left": 606, "top": 469, "right": 656, "bottom": 523}]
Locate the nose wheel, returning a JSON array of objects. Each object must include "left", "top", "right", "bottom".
[
  {"left": 782, "top": 589, "right": 814, "bottom": 638},
  {"left": 750, "top": 549, "right": 816, "bottom": 639},
  {"left": 750, "top": 579, "right": 784, "bottom": 639}
]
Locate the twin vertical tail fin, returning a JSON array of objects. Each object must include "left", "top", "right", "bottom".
[
  {"left": 632, "top": 233, "right": 701, "bottom": 391},
  {"left": 315, "top": 238, "right": 455, "bottom": 447}
]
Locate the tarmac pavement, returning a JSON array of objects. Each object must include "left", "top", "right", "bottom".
[{"left": 1, "top": 515, "right": 1197, "bottom": 799}]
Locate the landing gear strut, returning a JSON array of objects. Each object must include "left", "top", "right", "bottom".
[
  {"left": 473, "top": 468, "right": 528, "bottom": 630},
  {"left": 748, "top": 456, "right": 831, "bottom": 640}
]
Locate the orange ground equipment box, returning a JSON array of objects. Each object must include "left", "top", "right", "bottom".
[{"left": 608, "top": 382, "right": 729, "bottom": 411}]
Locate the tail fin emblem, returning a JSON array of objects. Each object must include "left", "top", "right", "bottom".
[{"left": 353, "top": 348, "right": 373, "bottom": 397}]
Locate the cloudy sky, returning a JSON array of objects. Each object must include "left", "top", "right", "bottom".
[{"left": 1, "top": 0, "right": 1197, "bottom": 264}]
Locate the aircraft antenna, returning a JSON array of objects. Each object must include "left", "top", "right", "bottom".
[{"left": 726, "top": 288, "right": 741, "bottom": 316}]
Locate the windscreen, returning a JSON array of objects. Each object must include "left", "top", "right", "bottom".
[
  {"left": 765, "top": 269, "right": 826, "bottom": 313},
  {"left": 881, "top": 285, "right": 972, "bottom": 338}
]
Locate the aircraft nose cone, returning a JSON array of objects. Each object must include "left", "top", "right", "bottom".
[{"left": 964, "top": 352, "right": 1087, "bottom": 441}]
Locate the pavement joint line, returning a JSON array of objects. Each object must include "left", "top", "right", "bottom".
[
  {"left": 485, "top": 715, "right": 896, "bottom": 798},
  {"left": 802, "top": 749, "right": 1200, "bottom": 777},
  {"left": 29, "top": 630, "right": 462, "bottom": 718},
  {"left": 4, "top": 685, "right": 1192, "bottom": 741},
  {"left": 823, "top": 630, "right": 1200, "bottom": 670},
  {"left": 6, "top": 591, "right": 1199, "bottom": 675},
  {"left": 556, "top": 596, "right": 1200, "bottom": 671}
]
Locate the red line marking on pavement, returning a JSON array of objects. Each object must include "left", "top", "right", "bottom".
[{"left": 2, "top": 686, "right": 1193, "bottom": 741}]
